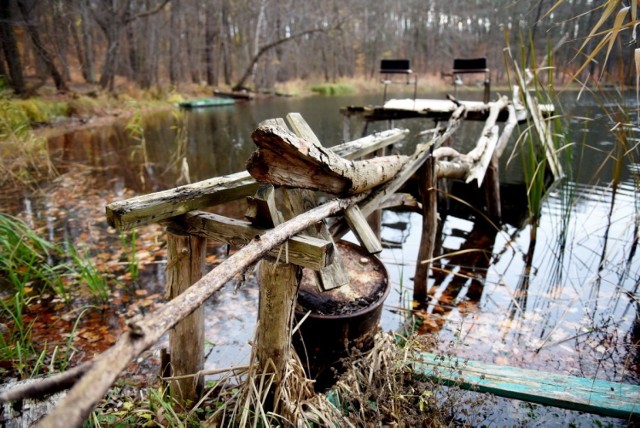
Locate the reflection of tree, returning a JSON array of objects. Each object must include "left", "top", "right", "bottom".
[{"left": 415, "top": 216, "right": 498, "bottom": 333}]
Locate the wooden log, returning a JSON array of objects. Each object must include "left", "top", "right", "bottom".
[
  {"left": 166, "top": 232, "right": 205, "bottom": 406},
  {"left": 330, "top": 105, "right": 466, "bottom": 239},
  {"left": 508, "top": 51, "right": 563, "bottom": 179},
  {"left": 365, "top": 147, "right": 386, "bottom": 239},
  {"left": 247, "top": 124, "right": 408, "bottom": 195},
  {"left": 32, "top": 194, "right": 366, "bottom": 428},
  {"left": 0, "top": 362, "right": 91, "bottom": 402},
  {"left": 464, "top": 96, "right": 508, "bottom": 186},
  {"left": 256, "top": 260, "right": 299, "bottom": 386},
  {"left": 332, "top": 128, "right": 409, "bottom": 159},
  {"left": 484, "top": 104, "right": 518, "bottom": 221},
  {"left": 344, "top": 205, "right": 383, "bottom": 254},
  {"left": 169, "top": 211, "right": 334, "bottom": 271}
]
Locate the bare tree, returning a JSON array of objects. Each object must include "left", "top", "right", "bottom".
[
  {"left": 91, "top": 0, "right": 170, "bottom": 91},
  {"left": 0, "top": 0, "right": 25, "bottom": 94},
  {"left": 16, "top": 0, "right": 68, "bottom": 91}
]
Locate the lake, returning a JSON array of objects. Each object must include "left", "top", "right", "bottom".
[{"left": 6, "top": 89, "right": 640, "bottom": 425}]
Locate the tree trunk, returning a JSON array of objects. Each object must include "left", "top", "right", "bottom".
[
  {"left": 169, "top": 0, "right": 180, "bottom": 86},
  {"left": 79, "top": 0, "right": 96, "bottom": 83},
  {"left": 413, "top": 155, "right": 437, "bottom": 305},
  {"left": 233, "top": 28, "right": 326, "bottom": 91},
  {"left": 204, "top": 2, "right": 216, "bottom": 86},
  {"left": 16, "top": 0, "right": 68, "bottom": 91},
  {"left": 99, "top": 26, "right": 121, "bottom": 91},
  {"left": 0, "top": 1, "right": 26, "bottom": 95}
]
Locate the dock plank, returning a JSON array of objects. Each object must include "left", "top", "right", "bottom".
[{"left": 413, "top": 353, "right": 640, "bottom": 420}]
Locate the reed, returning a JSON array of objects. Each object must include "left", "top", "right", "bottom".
[{"left": 119, "top": 230, "right": 139, "bottom": 282}]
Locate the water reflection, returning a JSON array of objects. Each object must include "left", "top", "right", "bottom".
[{"left": 379, "top": 175, "right": 640, "bottom": 386}]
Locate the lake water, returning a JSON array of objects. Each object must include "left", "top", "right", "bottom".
[{"left": 7, "top": 89, "right": 640, "bottom": 425}]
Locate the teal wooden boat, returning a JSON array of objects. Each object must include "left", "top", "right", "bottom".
[{"left": 178, "top": 97, "right": 235, "bottom": 109}]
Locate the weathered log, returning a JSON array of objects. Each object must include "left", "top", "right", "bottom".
[
  {"left": 485, "top": 104, "right": 518, "bottom": 220},
  {"left": 248, "top": 124, "right": 408, "bottom": 195},
  {"left": 31, "top": 194, "right": 366, "bottom": 428},
  {"left": 332, "top": 129, "right": 409, "bottom": 159},
  {"left": 256, "top": 260, "right": 299, "bottom": 386},
  {"left": 0, "top": 362, "right": 91, "bottom": 402},
  {"left": 249, "top": 182, "right": 301, "bottom": 399},
  {"left": 357, "top": 107, "right": 466, "bottom": 218}
]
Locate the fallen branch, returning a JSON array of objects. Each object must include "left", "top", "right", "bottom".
[{"left": 0, "top": 361, "right": 92, "bottom": 402}]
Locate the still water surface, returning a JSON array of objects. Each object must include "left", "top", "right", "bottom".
[{"left": 11, "top": 90, "right": 640, "bottom": 424}]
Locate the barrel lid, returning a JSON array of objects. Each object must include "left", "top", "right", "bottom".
[{"left": 296, "top": 241, "right": 388, "bottom": 316}]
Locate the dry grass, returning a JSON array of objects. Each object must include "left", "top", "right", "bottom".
[{"left": 192, "top": 330, "right": 490, "bottom": 427}]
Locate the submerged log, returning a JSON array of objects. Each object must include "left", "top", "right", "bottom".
[{"left": 248, "top": 124, "right": 408, "bottom": 195}]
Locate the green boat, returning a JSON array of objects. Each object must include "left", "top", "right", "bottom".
[{"left": 178, "top": 97, "right": 235, "bottom": 109}]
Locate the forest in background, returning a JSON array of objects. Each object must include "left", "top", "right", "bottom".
[{"left": 0, "top": 0, "right": 636, "bottom": 96}]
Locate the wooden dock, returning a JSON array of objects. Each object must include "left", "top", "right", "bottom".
[
  {"left": 340, "top": 97, "right": 555, "bottom": 143},
  {"left": 414, "top": 353, "right": 640, "bottom": 420}
]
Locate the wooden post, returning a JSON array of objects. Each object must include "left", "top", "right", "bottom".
[
  {"left": 413, "top": 150, "right": 437, "bottom": 305},
  {"left": 483, "top": 154, "right": 501, "bottom": 221},
  {"left": 366, "top": 147, "right": 386, "bottom": 239},
  {"left": 166, "top": 231, "right": 206, "bottom": 407},
  {"left": 256, "top": 260, "right": 299, "bottom": 385},
  {"left": 248, "top": 183, "right": 301, "bottom": 397}
]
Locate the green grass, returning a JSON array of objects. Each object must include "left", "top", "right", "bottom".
[
  {"left": 310, "top": 83, "right": 355, "bottom": 95},
  {"left": 0, "top": 213, "right": 112, "bottom": 378},
  {"left": 119, "top": 230, "right": 139, "bottom": 282}
]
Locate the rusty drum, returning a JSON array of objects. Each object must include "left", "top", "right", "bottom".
[{"left": 293, "top": 240, "right": 390, "bottom": 390}]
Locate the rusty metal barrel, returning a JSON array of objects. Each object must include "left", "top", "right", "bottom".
[{"left": 293, "top": 241, "right": 390, "bottom": 390}]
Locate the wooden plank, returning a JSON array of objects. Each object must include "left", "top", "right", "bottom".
[
  {"left": 168, "top": 211, "right": 333, "bottom": 271},
  {"left": 106, "top": 171, "right": 259, "bottom": 231},
  {"left": 413, "top": 353, "right": 640, "bottom": 420},
  {"left": 332, "top": 128, "right": 408, "bottom": 161},
  {"left": 245, "top": 184, "right": 283, "bottom": 228},
  {"left": 344, "top": 205, "right": 382, "bottom": 254},
  {"left": 284, "top": 113, "right": 349, "bottom": 290}
]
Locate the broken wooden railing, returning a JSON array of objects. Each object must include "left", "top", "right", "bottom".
[{"left": 1, "top": 94, "right": 553, "bottom": 426}]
